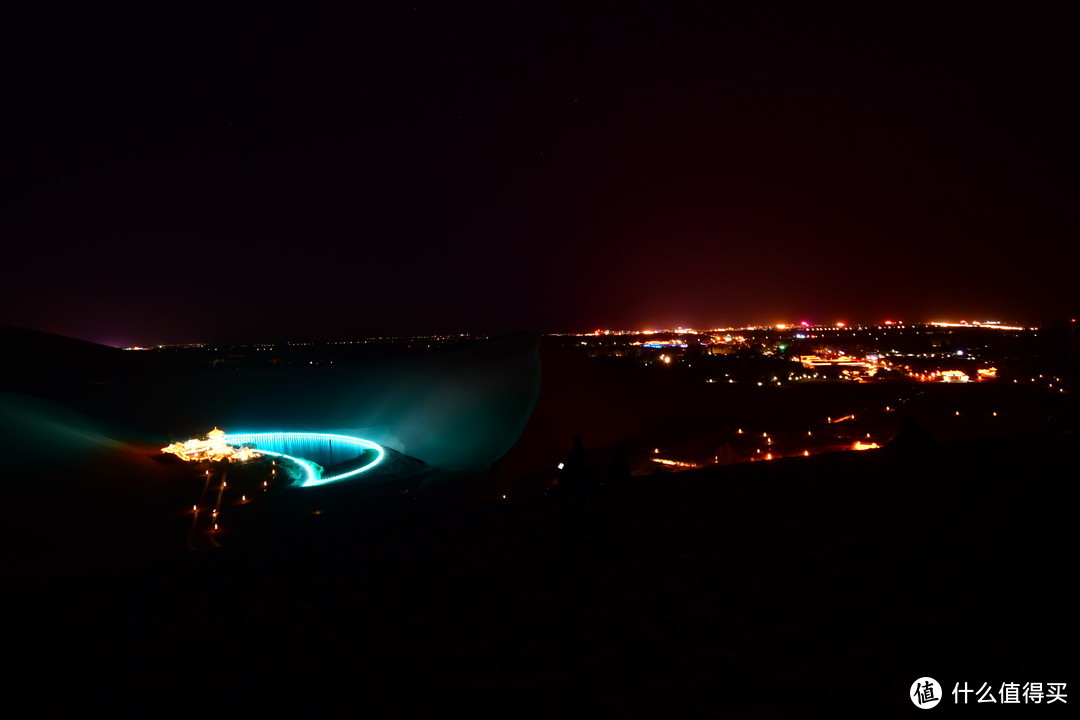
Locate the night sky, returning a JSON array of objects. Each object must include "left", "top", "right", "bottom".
[{"left": 2, "top": 2, "right": 1076, "bottom": 346}]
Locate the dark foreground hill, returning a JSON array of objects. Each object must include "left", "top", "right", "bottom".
[{"left": 8, "top": 429, "right": 1075, "bottom": 717}]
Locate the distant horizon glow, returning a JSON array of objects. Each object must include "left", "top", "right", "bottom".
[{"left": 109, "top": 317, "right": 1049, "bottom": 348}]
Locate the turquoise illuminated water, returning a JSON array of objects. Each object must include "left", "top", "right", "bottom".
[{"left": 223, "top": 432, "right": 385, "bottom": 487}]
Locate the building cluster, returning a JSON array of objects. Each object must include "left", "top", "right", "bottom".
[
  {"left": 559, "top": 321, "right": 1031, "bottom": 384},
  {"left": 161, "top": 428, "right": 263, "bottom": 463}
]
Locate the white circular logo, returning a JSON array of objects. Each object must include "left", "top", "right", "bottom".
[{"left": 910, "top": 677, "right": 942, "bottom": 709}]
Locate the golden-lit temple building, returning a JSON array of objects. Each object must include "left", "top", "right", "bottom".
[{"left": 161, "top": 427, "right": 262, "bottom": 463}]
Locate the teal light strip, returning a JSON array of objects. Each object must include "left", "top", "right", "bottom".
[{"left": 223, "top": 432, "right": 386, "bottom": 487}]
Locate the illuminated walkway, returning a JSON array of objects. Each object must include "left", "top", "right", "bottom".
[{"left": 223, "top": 432, "right": 386, "bottom": 487}]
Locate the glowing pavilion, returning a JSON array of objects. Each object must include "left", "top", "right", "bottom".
[{"left": 161, "top": 428, "right": 262, "bottom": 463}]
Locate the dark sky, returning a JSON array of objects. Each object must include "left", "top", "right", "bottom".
[{"left": 2, "top": 1, "right": 1076, "bottom": 346}]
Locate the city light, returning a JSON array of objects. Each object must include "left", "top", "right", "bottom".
[
  {"left": 929, "top": 321, "right": 1030, "bottom": 331},
  {"left": 652, "top": 458, "right": 700, "bottom": 468}
]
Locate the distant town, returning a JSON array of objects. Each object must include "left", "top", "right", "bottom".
[
  {"left": 116, "top": 319, "right": 1076, "bottom": 482},
  {"left": 122, "top": 319, "right": 1076, "bottom": 385}
]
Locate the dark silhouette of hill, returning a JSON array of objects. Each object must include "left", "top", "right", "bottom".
[
  {"left": 491, "top": 337, "right": 648, "bottom": 488},
  {"left": 0, "top": 325, "right": 124, "bottom": 380},
  {"left": 7, "top": 426, "right": 1074, "bottom": 716},
  {"left": 0, "top": 325, "right": 199, "bottom": 397}
]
